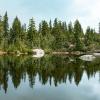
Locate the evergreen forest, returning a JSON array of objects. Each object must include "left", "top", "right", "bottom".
[{"left": 0, "top": 12, "right": 100, "bottom": 53}]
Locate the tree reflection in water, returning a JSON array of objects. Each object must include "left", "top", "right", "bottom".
[{"left": 0, "top": 55, "right": 100, "bottom": 93}]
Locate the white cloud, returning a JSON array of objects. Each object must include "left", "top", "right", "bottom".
[
  {"left": 74, "top": 0, "right": 91, "bottom": 6},
  {"left": 69, "top": 0, "right": 100, "bottom": 32},
  {"left": 0, "top": 0, "right": 100, "bottom": 32}
]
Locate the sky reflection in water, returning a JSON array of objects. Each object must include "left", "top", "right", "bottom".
[{"left": 0, "top": 55, "right": 100, "bottom": 100}]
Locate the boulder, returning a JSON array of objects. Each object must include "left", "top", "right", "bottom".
[
  {"left": 32, "top": 49, "right": 45, "bottom": 58},
  {"left": 79, "top": 55, "right": 96, "bottom": 61},
  {"left": 93, "top": 53, "right": 100, "bottom": 57}
]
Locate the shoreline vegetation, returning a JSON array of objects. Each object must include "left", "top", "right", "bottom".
[
  {"left": 0, "top": 12, "right": 100, "bottom": 56},
  {"left": 0, "top": 50, "right": 99, "bottom": 56}
]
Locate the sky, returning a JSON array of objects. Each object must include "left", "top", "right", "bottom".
[{"left": 0, "top": 0, "right": 100, "bottom": 32}]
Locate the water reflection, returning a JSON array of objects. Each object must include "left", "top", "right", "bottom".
[{"left": 0, "top": 55, "right": 100, "bottom": 93}]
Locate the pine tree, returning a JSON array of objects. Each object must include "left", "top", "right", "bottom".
[
  {"left": 0, "top": 15, "right": 3, "bottom": 45},
  {"left": 52, "top": 19, "right": 67, "bottom": 50},
  {"left": 21, "top": 23, "right": 27, "bottom": 41},
  {"left": 7, "top": 16, "right": 23, "bottom": 51},
  {"left": 3, "top": 11, "right": 9, "bottom": 38},
  {"left": 62, "top": 22, "right": 67, "bottom": 33},
  {"left": 40, "top": 20, "right": 54, "bottom": 50},
  {"left": 41, "top": 20, "right": 50, "bottom": 36},
  {"left": 49, "top": 20, "right": 52, "bottom": 33},
  {"left": 85, "top": 27, "right": 95, "bottom": 50},
  {"left": 74, "top": 20, "right": 84, "bottom": 51},
  {"left": 99, "top": 22, "right": 100, "bottom": 34},
  {"left": 85, "top": 27, "right": 91, "bottom": 47},
  {"left": 11, "top": 17, "right": 21, "bottom": 43},
  {"left": 27, "top": 18, "right": 37, "bottom": 48},
  {"left": 67, "top": 22, "right": 74, "bottom": 42},
  {"left": 3, "top": 12, "right": 9, "bottom": 50}
]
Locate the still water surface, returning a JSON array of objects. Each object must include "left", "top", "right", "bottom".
[{"left": 0, "top": 55, "right": 100, "bottom": 100}]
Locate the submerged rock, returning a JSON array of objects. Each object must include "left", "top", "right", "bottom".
[{"left": 79, "top": 55, "right": 96, "bottom": 61}]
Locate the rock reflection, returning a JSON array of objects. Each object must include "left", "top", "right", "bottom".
[{"left": 0, "top": 55, "right": 100, "bottom": 93}]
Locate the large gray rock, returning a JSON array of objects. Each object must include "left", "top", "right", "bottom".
[
  {"left": 79, "top": 55, "right": 96, "bottom": 61},
  {"left": 93, "top": 53, "right": 100, "bottom": 57},
  {"left": 32, "top": 49, "right": 45, "bottom": 58}
]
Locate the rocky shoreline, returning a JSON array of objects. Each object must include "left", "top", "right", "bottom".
[
  {"left": 0, "top": 50, "right": 100, "bottom": 57},
  {"left": 52, "top": 51, "right": 85, "bottom": 55}
]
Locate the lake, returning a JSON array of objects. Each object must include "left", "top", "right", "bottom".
[{"left": 0, "top": 55, "right": 100, "bottom": 100}]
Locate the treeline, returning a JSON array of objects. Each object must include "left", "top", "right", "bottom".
[{"left": 0, "top": 12, "right": 100, "bottom": 52}]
